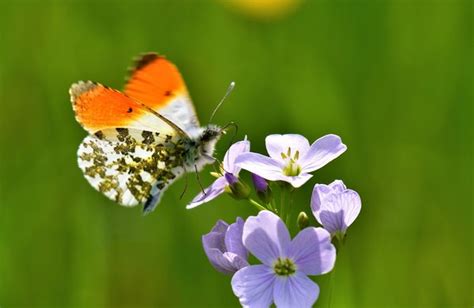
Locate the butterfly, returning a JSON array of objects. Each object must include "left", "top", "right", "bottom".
[{"left": 70, "top": 53, "right": 223, "bottom": 214}]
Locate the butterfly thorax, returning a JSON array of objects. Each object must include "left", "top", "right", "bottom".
[{"left": 184, "top": 124, "right": 221, "bottom": 171}]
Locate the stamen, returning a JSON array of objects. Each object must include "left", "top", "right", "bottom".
[
  {"left": 294, "top": 150, "right": 299, "bottom": 160},
  {"left": 282, "top": 161, "right": 302, "bottom": 176},
  {"left": 210, "top": 172, "right": 221, "bottom": 178},
  {"left": 273, "top": 258, "right": 296, "bottom": 276}
]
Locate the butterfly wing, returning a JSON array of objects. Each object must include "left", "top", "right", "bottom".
[
  {"left": 70, "top": 81, "right": 185, "bottom": 137},
  {"left": 124, "top": 53, "right": 200, "bottom": 134},
  {"left": 77, "top": 128, "right": 189, "bottom": 213}
]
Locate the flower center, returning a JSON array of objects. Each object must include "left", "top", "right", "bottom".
[
  {"left": 273, "top": 257, "right": 296, "bottom": 276},
  {"left": 281, "top": 147, "right": 301, "bottom": 176}
]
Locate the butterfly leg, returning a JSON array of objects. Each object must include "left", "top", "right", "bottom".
[
  {"left": 180, "top": 167, "right": 189, "bottom": 200},
  {"left": 194, "top": 164, "right": 207, "bottom": 196}
]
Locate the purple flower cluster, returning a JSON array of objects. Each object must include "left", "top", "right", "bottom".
[{"left": 193, "top": 134, "right": 361, "bottom": 307}]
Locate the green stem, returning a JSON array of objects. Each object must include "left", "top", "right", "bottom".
[
  {"left": 273, "top": 200, "right": 279, "bottom": 213},
  {"left": 266, "top": 200, "right": 275, "bottom": 212},
  {"left": 328, "top": 236, "right": 344, "bottom": 308},
  {"left": 248, "top": 198, "right": 267, "bottom": 211},
  {"left": 286, "top": 189, "right": 294, "bottom": 227},
  {"left": 327, "top": 264, "right": 336, "bottom": 308},
  {"left": 279, "top": 187, "right": 287, "bottom": 221}
]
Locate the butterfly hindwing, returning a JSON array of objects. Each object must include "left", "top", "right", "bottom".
[
  {"left": 124, "top": 53, "right": 199, "bottom": 134},
  {"left": 77, "top": 128, "right": 189, "bottom": 208}
]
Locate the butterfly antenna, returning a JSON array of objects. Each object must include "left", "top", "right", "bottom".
[
  {"left": 221, "top": 121, "right": 239, "bottom": 147},
  {"left": 209, "top": 81, "right": 235, "bottom": 123}
]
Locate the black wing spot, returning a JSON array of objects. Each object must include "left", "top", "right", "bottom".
[
  {"left": 94, "top": 131, "right": 104, "bottom": 140},
  {"left": 141, "top": 131, "right": 155, "bottom": 145},
  {"left": 164, "top": 90, "right": 172, "bottom": 96},
  {"left": 116, "top": 128, "right": 129, "bottom": 137},
  {"left": 127, "top": 107, "right": 133, "bottom": 113}
]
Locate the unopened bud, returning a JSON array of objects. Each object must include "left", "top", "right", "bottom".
[
  {"left": 297, "top": 212, "right": 309, "bottom": 230},
  {"left": 225, "top": 172, "right": 238, "bottom": 185},
  {"left": 225, "top": 172, "right": 250, "bottom": 200},
  {"left": 251, "top": 173, "right": 272, "bottom": 204},
  {"left": 251, "top": 173, "right": 268, "bottom": 192}
]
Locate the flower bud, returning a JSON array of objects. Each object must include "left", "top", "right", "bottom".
[
  {"left": 251, "top": 173, "right": 272, "bottom": 204},
  {"left": 225, "top": 172, "right": 251, "bottom": 200},
  {"left": 225, "top": 172, "right": 239, "bottom": 185},
  {"left": 297, "top": 211, "right": 309, "bottom": 230}
]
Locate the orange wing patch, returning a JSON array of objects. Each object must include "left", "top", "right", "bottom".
[
  {"left": 124, "top": 53, "right": 188, "bottom": 111},
  {"left": 70, "top": 81, "right": 177, "bottom": 135}
]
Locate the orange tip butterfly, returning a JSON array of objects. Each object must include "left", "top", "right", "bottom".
[{"left": 70, "top": 53, "right": 229, "bottom": 214}]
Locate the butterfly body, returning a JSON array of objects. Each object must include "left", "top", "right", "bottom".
[{"left": 71, "top": 54, "right": 221, "bottom": 213}]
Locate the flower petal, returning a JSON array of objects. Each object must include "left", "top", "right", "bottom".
[
  {"left": 186, "top": 177, "right": 227, "bottom": 209},
  {"left": 202, "top": 219, "right": 249, "bottom": 275},
  {"left": 202, "top": 224, "right": 227, "bottom": 259},
  {"left": 340, "top": 190, "right": 362, "bottom": 229},
  {"left": 288, "top": 227, "right": 336, "bottom": 275},
  {"left": 225, "top": 217, "right": 248, "bottom": 259},
  {"left": 231, "top": 265, "right": 275, "bottom": 308},
  {"left": 273, "top": 272, "right": 319, "bottom": 308},
  {"left": 210, "top": 219, "right": 229, "bottom": 234},
  {"left": 311, "top": 183, "right": 333, "bottom": 222},
  {"left": 204, "top": 248, "right": 248, "bottom": 275},
  {"left": 320, "top": 190, "right": 361, "bottom": 233},
  {"left": 223, "top": 252, "right": 249, "bottom": 271},
  {"left": 265, "top": 134, "right": 310, "bottom": 162},
  {"left": 275, "top": 173, "right": 313, "bottom": 188},
  {"left": 223, "top": 139, "right": 251, "bottom": 174},
  {"left": 235, "top": 153, "right": 284, "bottom": 181},
  {"left": 300, "top": 134, "right": 347, "bottom": 173},
  {"left": 311, "top": 181, "right": 361, "bottom": 233},
  {"left": 242, "top": 210, "right": 291, "bottom": 265},
  {"left": 328, "top": 179, "right": 346, "bottom": 192}
]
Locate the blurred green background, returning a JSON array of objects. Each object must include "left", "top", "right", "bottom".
[{"left": 0, "top": 0, "right": 472, "bottom": 307}]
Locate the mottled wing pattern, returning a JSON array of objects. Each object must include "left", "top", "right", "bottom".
[
  {"left": 125, "top": 53, "right": 199, "bottom": 134},
  {"left": 77, "top": 128, "right": 193, "bottom": 212}
]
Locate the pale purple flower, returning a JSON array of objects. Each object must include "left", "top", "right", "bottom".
[
  {"left": 311, "top": 180, "right": 361, "bottom": 235},
  {"left": 202, "top": 217, "right": 249, "bottom": 275},
  {"left": 232, "top": 211, "right": 336, "bottom": 308},
  {"left": 187, "top": 139, "right": 250, "bottom": 209},
  {"left": 235, "top": 134, "right": 346, "bottom": 188}
]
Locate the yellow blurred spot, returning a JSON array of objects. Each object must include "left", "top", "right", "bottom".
[{"left": 221, "top": 0, "right": 303, "bottom": 20}]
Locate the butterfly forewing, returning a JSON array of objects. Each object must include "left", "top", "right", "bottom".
[
  {"left": 70, "top": 81, "right": 179, "bottom": 137},
  {"left": 77, "top": 128, "right": 189, "bottom": 207},
  {"left": 125, "top": 53, "right": 200, "bottom": 134}
]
